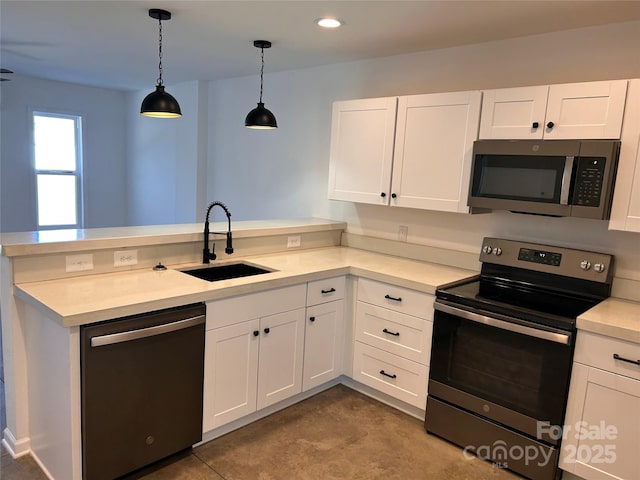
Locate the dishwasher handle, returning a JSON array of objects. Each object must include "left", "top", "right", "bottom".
[{"left": 90, "top": 315, "right": 205, "bottom": 347}]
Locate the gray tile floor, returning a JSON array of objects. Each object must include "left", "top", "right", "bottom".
[{"left": 1, "top": 385, "right": 522, "bottom": 480}]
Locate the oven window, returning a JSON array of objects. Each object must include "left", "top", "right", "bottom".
[
  {"left": 472, "top": 154, "right": 566, "bottom": 203},
  {"left": 430, "top": 311, "right": 572, "bottom": 425}
]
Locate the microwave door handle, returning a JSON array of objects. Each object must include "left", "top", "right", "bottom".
[{"left": 560, "top": 156, "right": 575, "bottom": 205}]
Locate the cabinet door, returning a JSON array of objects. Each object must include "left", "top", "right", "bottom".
[
  {"left": 479, "top": 85, "right": 549, "bottom": 139},
  {"left": 257, "top": 308, "right": 305, "bottom": 410},
  {"left": 609, "top": 79, "right": 640, "bottom": 232},
  {"left": 203, "top": 319, "right": 260, "bottom": 431},
  {"left": 303, "top": 300, "right": 345, "bottom": 391},
  {"left": 391, "top": 91, "right": 481, "bottom": 212},
  {"left": 561, "top": 364, "right": 640, "bottom": 480},
  {"left": 545, "top": 80, "right": 627, "bottom": 140},
  {"left": 328, "top": 97, "right": 397, "bottom": 204}
]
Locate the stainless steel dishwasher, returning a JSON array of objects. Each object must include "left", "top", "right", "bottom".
[{"left": 81, "top": 303, "right": 206, "bottom": 480}]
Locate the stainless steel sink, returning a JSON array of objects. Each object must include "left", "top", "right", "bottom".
[{"left": 180, "top": 262, "right": 272, "bottom": 282}]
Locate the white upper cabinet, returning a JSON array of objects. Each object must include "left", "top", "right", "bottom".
[
  {"left": 479, "top": 85, "right": 549, "bottom": 139},
  {"left": 328, "top": 97, "right": 397, "bottom": 204},
  {"left": 609, "top": 78, "right": 640, "bottom": 232},
  {"left": 480, "top": 80, "right": 628, "bottom": 140},
  {"left": 391, "top": 91, "right": 481, "bottom": 213},
  {"left": 328, "top": 91, "right": 481, "bottom": 213}
]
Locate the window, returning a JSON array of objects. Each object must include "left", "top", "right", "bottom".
[{"left": 33, "top": 112, "right": 83, "bottom": 229}]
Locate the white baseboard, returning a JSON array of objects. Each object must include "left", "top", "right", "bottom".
[{"left": 2, "top": 427, "right": 30, "bottom": 458}]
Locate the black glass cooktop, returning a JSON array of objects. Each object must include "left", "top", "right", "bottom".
[{"left": 437, "top": 276, "right": 602, "bottom": 331}]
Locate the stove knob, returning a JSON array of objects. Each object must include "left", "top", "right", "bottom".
[
  {"left": 593, "top": 263, "right": 606, "bottom": 273},
  {"left": 580, "top": 260, "right": 591, "bottom": 271},
  {"left": 492, "top": 247, "right": 502, "bottom": 256},
  {"left": 482, "top": 245, "right": 492, "bottom": 254}
]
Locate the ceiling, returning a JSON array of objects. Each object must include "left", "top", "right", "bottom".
[{"left": 2, "top": 0, "right": 640, "bottom": 92}]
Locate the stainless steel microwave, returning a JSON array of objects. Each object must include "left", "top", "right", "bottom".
[{"left": 468, "top": 140, "right": 620, "bottom": 219}]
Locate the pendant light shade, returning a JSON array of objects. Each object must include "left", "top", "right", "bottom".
[
  {"left": 140, "top": 9, "right": 182, "bottom": 118},
  {"left": 141, "top": 85, "right": 181, "bottom": 118},
  {"left": 245, "top": 40, "right": 277, "bottom": 129},
  {"left": 245, "top": 102, "right": 277, "bottom": 129}
]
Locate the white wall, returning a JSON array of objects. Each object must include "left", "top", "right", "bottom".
[
  {"left": 207, "top": 20, "right": 640, "bottom": 277},
  {"left": 0, "top": 75, "right": 128, "bottom": 232},
  {"left": 126, "top": 80, "right": 208, "bottom": 226}
]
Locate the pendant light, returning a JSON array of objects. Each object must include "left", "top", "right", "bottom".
[
  {"left": 245, "top": 40, "right": 277, "bottom": 129},
  {"left": 140, "top": 8, "right": 182, "bottom": 118}
]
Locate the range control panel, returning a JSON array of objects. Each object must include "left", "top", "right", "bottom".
[
  {"left": 480, "top": 237, "right": 614, "bottom": 283},
  {"left": 517, "top": 248, "right": 562, "bottom": 267}
]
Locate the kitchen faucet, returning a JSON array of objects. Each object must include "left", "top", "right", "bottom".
[{"left": 203, "top": 201, "right": 234, "bottom": 263}]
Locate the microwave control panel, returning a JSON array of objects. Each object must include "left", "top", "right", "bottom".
[{"left": 572, "top": 157, "right": 605, "bottom": 207}]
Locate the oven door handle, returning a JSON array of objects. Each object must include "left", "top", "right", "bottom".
[{"left": 434, "top": 302, "right": 571, "bottom": 345}]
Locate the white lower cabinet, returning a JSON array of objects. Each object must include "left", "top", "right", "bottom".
[
  {"left": 203, "top": 285, "right": 306, "bottom": 431},
  {"left": 257, "top": 308, "right": 306, "bottom": 410},
  {"left": 560, "top": 331, "right": 640, "bottom": 480},
  {"left": 352, "top": 278, "right": 434, "bottom": 409},
  {"left": 203, "top": 319, "right": 259, "bottom": 430},
  {"left": 303, "top": 277, "right": 346, "bottom": 391}
]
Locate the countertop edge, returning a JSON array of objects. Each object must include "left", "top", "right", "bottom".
[{"left": 576, "top": 297, "right": 640, "bottom": 344}]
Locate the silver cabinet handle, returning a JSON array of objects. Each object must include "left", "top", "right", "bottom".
[
  {"left": 560, "top": 156, "right": 574, "bottom": 205},
  {"left": 91, "top": 315, "right": 205, "bottom": 347},
  {"left": 434, "top": 303, "right": 570, "bottom": 345}
]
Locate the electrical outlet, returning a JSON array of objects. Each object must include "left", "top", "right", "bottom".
[
  {"left": 65, "top": 254, "right": 94, "bottom": 272},
  {"left": 398, "top": 225, "right": 408, "bottom": 242},
  {"left": 287, "top": 236, "right": 301, "bottom": 248},
  {"left": 114, "top": 250, "right": 138, "bottom": 267}
]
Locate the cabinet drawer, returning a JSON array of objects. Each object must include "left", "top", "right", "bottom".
[
  {"left": 352, "top": 342, "right": 428, "bottom": 409},
  {"left": 357, "top": 278, "right": 434, "bottom": 319},
  {"left": 206, "top": 284, "right": 306, "bottom": 330},
  {"left": 306, "top": 276, "right": 346, "bottom": 306},
  {"left": 575, "top": 331, "right": 640, "bottom": 381},
  {"left": 355, "top": 302, "right": 432, "bottom": 365}
]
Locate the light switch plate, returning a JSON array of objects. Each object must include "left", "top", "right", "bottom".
[
  {"left": 114, "top": 250, "right": 138, "bottom": 267},
  {"left": 66, "top": 254, "right": 94, "bottom": 272}
]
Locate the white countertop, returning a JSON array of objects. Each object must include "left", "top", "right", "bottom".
[
  {"left": 14, "top": 246, "right": 478, "bottom": 327},
  {"left": 577, "top": 297, "right": 640, "bottom": 343}
]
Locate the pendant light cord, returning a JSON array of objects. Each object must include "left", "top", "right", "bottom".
[
  {"left": 157, "top": 17, "right": 164, "bottom": 86},
  {"left": 259, "top": 46, "right": 264, "bottom": 103}
]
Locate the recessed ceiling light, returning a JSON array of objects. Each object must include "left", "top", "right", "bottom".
[{"left": 315, "top": 17, "right": 343, "bottom": 29}]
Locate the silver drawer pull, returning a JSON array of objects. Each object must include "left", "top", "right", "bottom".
[
  {"left": 382, "top": 328, "right": 400, "bottom": 337},
  {"left": 613, "top": 353, "right": 640, "bottom": 366}
]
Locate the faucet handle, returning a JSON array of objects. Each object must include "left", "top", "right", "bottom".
[{"left": 225, "top": 231, "right": 234, "bottom": 254}]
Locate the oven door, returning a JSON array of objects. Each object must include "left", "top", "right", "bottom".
[{"left": 429, "top": 301, "right": 574, "bottom": 445}]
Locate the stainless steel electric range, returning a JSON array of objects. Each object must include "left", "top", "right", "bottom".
[{"left": 425, "top": 237, "right": 614, "bottom": 480}]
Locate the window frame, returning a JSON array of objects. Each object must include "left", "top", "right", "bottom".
[{"left": 31, "top": 110, "right": 84, "bottom": 230}]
